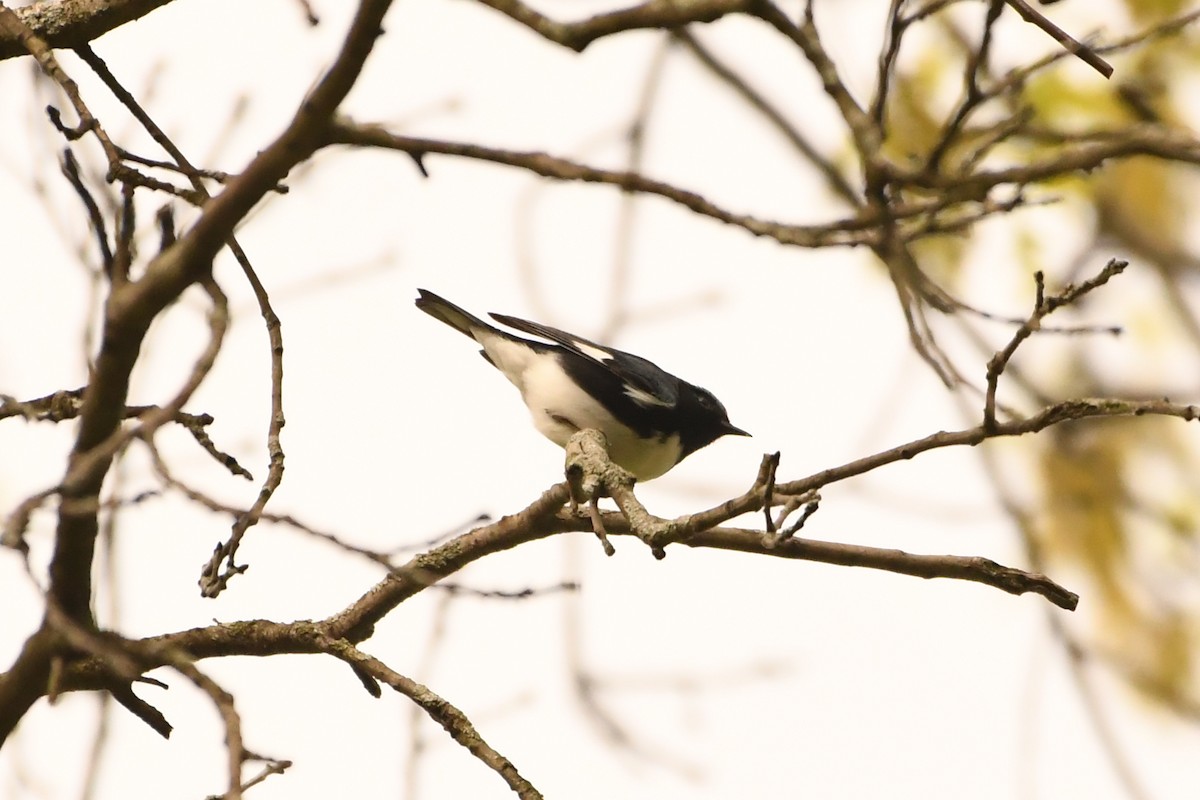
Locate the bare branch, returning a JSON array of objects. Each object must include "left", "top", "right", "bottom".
[
  {"left": 674, "top": 27, "right": 859, "bottom": 204},
  {"left": 561, "top": 430, "right": 1076, "bottom": 607},
  {"left": 326, "top": 120, "right": 875, "bottom": 248},
  {"left": 925, "top": 0, "right": 1006, "bottom": 172},
  {"left": 59, "top": 148, "right": 113, "bottom": 270},
  {"left": 0, "top": 0, "right": 398, "bottom": 749},
  {"left": 752, "top": 0, "right": 880, "bottom": 160},
  {"left": 0, "top": 4, "right": 120, "bottom": 167},
  {"left": 1003, "top": 0, "right": 1112, "bottom": 79},
  {"left": 317, "top": 637, "right": 545, "bottom": 800},
  {"left": 984, "top": 259, "right": 1127, "bottom": 430},
  {"left": 473, "top": 0, "right": 749, "bottom": 52},
  {"left": 688, "top": 526, "right": 1077, "bottom": 608},
  {"left": 73, "top": 44, "right": 286, "bottom": 593},
  {"left": 205, "top": 755, "right": 293, "bottom": 800},
  {"left": 0, "top": 0, "right": 179, "bottom": 62}
]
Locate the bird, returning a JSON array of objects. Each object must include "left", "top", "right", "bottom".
[{"left": 415, "top": 289, "right": 749, "bottom": 481}]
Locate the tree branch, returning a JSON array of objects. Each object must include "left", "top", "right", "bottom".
[
  {"left": 0, "top": 0, "right": 398, "bottom": 749},
  {"left": 326, "top": 119, "right": 875, "bottom": 248},
  {"left": 0, "top": 0, "right": 179, "bottom": 62},
  {"left": 318, "top": 637, "right": 545, "bottom": 800},
  {"left": 473, "top": 0, "right": 749, "bottom": 52},
  {"left": 685, "top": 527, "right": 1078, "bottom": 608}
]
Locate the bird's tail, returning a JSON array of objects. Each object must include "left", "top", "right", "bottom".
[{"left": 415, "top": 289, "right": 495, "bottom": 339}]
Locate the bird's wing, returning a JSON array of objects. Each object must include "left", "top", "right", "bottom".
[{"left": 489, "top": 312, "right": 678, "bottom": 408}]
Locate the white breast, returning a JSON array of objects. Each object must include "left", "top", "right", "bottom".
[{"left": 487, "top": 347, "right": 681, "bottom": 480}]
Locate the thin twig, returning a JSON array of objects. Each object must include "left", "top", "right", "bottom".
[
  {"left": 73, "top": 44, "right": 287, "bottom": 596},
  {"left": 676, "top": 27, "right": 858, "bottom": 204},
  {"left": 1004, "top": 0, "right": 1113, "bottom": 79},
  {"left": 984, "top": 258, "right": 1127, "bottom": 430},
  {"left": 59, "top": 148, "right": 113, "bottom": 270},
  {"left": 319, "top": 637, "right": 545, "bottom": 800},
  {"left": 327, "top": 120, "right": 877, "bottom": 249}
]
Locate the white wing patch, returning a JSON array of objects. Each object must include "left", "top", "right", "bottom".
[
  {"left": 625, "top": 384, "right": 672, "bottom": 409},
  {"left": 574, "top": 341, "right": 614, "bottom": 363}
]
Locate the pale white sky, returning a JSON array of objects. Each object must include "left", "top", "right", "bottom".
[{"left": 2, "top": 0, "right": 1198, "bottom": 798}]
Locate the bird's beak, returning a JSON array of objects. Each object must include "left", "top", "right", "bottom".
[{"left": 723, "top": 421, "right": 751, "bottom": 437}]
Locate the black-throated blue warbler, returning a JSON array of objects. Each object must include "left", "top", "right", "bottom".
[{"left": 415, "top": 290, "right": 748, "bottom": 480}]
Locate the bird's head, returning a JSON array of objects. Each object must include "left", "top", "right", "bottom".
[{"left": 678, "top": 383, "right": 749, "bottom": 456}]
